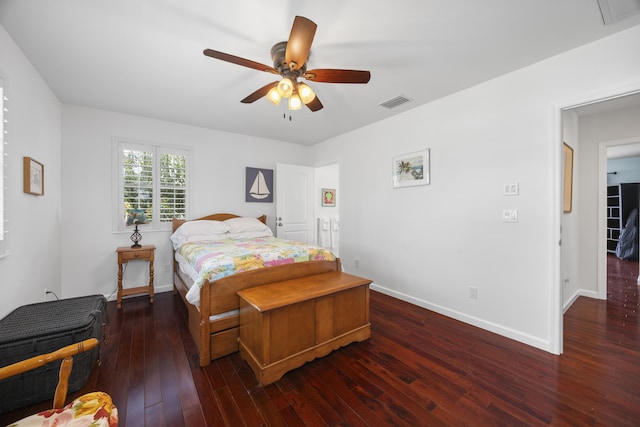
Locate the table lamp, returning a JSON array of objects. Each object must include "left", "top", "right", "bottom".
[{"left": 126, "top": 209, "right": 147, "bottom": 248}]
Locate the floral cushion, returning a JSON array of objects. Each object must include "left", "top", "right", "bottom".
[{"left": 7, "top": 392, "right": 118, "bottom": 427}]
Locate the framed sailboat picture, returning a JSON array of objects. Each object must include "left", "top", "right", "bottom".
[{"left": 246, "top": 167, "right": 273, "bottom": 203}]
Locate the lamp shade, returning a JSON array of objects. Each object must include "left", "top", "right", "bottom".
[
  {"left": 126, "top": 209, "right": 147, "bottom": 226},
  {"left": 266, "top": 87, "right": 281, "bottom": 105},
  {"left": 297, "top": 83, "right": 316, "bottom": 104},
  {"left": 277, "top": 78, "right": 294, "bottom": 98},
  {"left": 288, "top": 93, "right": 303, "bottom": 110}
]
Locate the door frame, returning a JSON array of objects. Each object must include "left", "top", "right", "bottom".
[{"left": 553, "top": 85, "right": 640, "bottom": 355}]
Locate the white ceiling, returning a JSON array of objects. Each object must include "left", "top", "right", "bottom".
[{"left": 2, "top": 0, "right": 640, "bottom": 146}]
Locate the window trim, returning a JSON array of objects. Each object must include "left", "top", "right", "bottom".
[{"left": 112, "top": 137, "right": 191, "bottom": 233}]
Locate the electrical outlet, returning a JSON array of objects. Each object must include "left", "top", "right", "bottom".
[
  {"left": 469, "top": 286, "right": 478, "bottom": 299},
  {"left": 355, "top": 259, "right": 360, "bottom": 268}
]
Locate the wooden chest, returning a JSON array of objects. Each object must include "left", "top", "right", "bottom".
[{"left": 237, "top": 271, "right": 371, "bottom": 386}]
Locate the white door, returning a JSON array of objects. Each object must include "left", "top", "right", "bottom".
[{"left": 275, "top": 163, "right": 315, "bottom": 243}]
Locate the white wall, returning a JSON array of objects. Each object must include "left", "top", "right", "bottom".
[
  {"left": 60, "top": 105, "right": 310, "bottom": 299},
  {"left": 562, "top": 111, "right": 581, "bottom": 308},
  {"left": 608, "top": 156, "right": 640, "bottom": 185},
  {"left": 312, "top": 24, "right": 640, "bottom": 353},
  {"left": 0, "top": 26, "right": 62, "bottom": 318}
]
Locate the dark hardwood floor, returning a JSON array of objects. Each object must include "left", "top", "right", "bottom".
[{"left": 2, "top": 256, "right": 640, "bottom": 426}]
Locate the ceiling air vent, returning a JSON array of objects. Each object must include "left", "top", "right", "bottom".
[{"left": 379, "top": 95, "right": 411, "bottom": 109}]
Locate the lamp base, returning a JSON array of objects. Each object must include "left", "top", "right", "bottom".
[{"left": 130, "top": 224, "right": 143, "bottom": 248}]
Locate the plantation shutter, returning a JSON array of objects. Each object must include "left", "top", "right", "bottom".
[
  {"left": 0, "top": 74, "right": 8, "bottom": 257},
  {"left": 159, "top": 151, "right": 187, "bottom": 222},
  {"left": 122, "top": 148, "right": 154, "bottom": 223},
  {"left": 116, "top": 139, "right": 190, "bottom": 231}
]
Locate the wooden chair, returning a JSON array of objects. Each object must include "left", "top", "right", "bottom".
[{"left": 0, "top": 338, "right": 118, "bottom": 426}]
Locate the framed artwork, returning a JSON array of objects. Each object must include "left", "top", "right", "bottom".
[
  {"left": 322, "top": 188, "right": 336, "bottom": 207},
  {"left": 392, "top": 149, "right": 430, "bottom": 188},
  {"left": 246, "top": 167, "right": 273, "bottom": 203},
  {"left": 23, "top": 156, "right": 44, "bottom": 196},
  {"left": 563, "top": 143, "right": 574, "bottom": 213}
]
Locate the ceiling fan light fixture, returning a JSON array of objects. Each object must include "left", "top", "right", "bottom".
[
  {"left": 289, "top": 92, "right": 303, "bottom": 110},
  {"left": 297, "top": 83, "right": 316, "bottom": 104},
  {"left": 277, "top": 78, "right": 294, "bottom": 98},
  {"left": 203, "top": 16, "right": 370, "bottom": 114},
  {"left": 266, "top": 87, "right": 281, "bottom": 105}
]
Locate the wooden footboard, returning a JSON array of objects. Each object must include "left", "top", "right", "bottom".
[{"left": 174, "top": 259, "right": 342, "bottom": 366}]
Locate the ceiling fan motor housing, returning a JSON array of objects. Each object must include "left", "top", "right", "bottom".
[{"left": 271, "top": 41, "right": 307, "bottom": 76}]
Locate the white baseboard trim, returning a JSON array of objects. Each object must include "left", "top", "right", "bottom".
[
  {"left": 563, "top": 288, "right": 600, "bottom": 313},
  {"left": 370, "top": 282, "right": 552, "bottom": 353}
]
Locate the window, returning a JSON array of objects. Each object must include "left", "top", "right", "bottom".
[
  {"left": 0, "top": 73, "right": 8, "bottom": 258},
  {"left": 115, "top": 139, "right": 190, "bottom": 231}
]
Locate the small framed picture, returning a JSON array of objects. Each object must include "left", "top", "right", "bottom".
[
  {"left": 23, "top": 156, "right": 44, "bottom": 196},
  {"left": 563, "top": 143, "right": 573, "bottom": 213},
  {"left": 392, "top": 149, "right": 430, "bottom": 188},
  {"left": 322, "top": 188, "right": 336, "bottom": 207}
]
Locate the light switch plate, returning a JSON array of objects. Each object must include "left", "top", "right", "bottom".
[
  {"left": 503, "top": 183, "right": 519, "bottom": 195},
  {"left": 503, "top": 209, "right": 518, "bottom": 222}
]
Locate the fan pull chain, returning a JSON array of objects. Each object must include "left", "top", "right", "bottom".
[{"left": 280, "top": 103, "right": 293, "bottom": 122}]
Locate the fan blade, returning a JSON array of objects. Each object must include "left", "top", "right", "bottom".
[
  {"left": 285, "top": 16, "right": 317, "bottom": 71},
  {"left": 305, "top": 96, "right": 323, "bottom": 112},
  {"left": 241, "top": 81, "right": 279, "bottom": 103},
  {"left": 305, "top": 69, "right": 371, "bottom": 84},
  {"left": 203, "top": 49, "right": 278, "bottom": 74}
]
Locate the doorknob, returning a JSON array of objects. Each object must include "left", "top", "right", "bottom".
[{"left": 278, "top": 222, "right": 283, "bottom": 226}]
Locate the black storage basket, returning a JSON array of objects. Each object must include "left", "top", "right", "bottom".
[{"left": 0, "top": 294, "right": 106, "bottom": 413}]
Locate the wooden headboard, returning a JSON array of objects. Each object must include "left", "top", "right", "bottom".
[{"left": 172, "top": 213, "right": 267, "bottom": 232}]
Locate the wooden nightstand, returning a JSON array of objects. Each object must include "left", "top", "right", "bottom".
[{"left": 115, "top": 245, "right": 155, "bottom": 309}]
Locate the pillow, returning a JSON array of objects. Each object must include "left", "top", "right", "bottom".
[
  {"left": 171, "top": 220, "right": 230, "bottom": 249},
  {"left": 224, "top": 217, "right": 271, "bottom": 234},
  {"left": 184, "top": 233, "right": 233, "bottom": 244},
  {"left": 225, "top": 229, "right": 274, "bottom": 240}
]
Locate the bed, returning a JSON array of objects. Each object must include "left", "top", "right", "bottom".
[{"left": 171, "top": 213, "right": 341, "bottom": 367}]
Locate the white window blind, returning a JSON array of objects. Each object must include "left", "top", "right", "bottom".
[
  {"left": 115, "top": 139, "right": 190, "bottom": 231},
  {"left": 159, "top": 151, "right": 187, "bottom": 222},
  {"left": 122, "top": 148, "right": 154, "bottom": 223},
  {"left": 0, "top": 73, "right": 9, "bottom": 258}
]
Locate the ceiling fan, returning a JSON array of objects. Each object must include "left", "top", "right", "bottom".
[{"left": 203, "top": 16, "right": 371, "bottom": 113}]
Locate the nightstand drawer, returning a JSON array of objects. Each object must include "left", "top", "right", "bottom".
[{"left": 120, "top": 250, "right": 152, "bottom": 261}]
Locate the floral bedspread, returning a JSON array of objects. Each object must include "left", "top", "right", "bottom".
[
  {"left": 8, "top": 392, "right": 118, "bottom": 427},
  {"left": 177, "top": 236, "right": 335, "bottom": 305}
]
